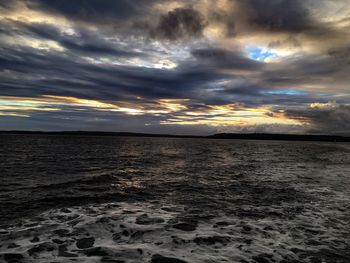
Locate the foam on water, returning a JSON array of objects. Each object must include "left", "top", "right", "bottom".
[
  {"left": 1, "top": 136, "right": 350, "bottom": 262},
  {"left": 1, "top": 199, "right": 349, "bottom": 263}
]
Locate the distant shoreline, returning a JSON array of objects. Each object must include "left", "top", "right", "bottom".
[{"left": 1, "top": 131, "right": 349, "bottom": 142}]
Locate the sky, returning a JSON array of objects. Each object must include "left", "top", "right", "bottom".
[{"left": 0, "top": 0, "right": 349, "bottom": 135}]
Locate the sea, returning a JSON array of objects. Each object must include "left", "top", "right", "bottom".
[{"left": 0, "top": 135, "right": 350, "bottom": 263}]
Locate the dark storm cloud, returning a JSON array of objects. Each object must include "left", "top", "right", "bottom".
[
  {"left": 191, "top": 48, "right": 261, "bottom": 70},
  {"left": 0, "top": 44, "right": 200, "bottom": 101},
  {"left": 284, "top": 104, "right": 350, "bottom": 135},
  {"left": 0, "top": 1, "right": 18, "bottom": 10},
  {"left": 0, "top": 14, "right": 343, "bottom": 107},
  {"left": 328, "top": 46, "right": 350, "bottom": 65},
  {"left": 1, "top": 21, "right": 145, "bottom": 58},
  {"left": 235, "top": 0, "right": 315, "bottom": 33},
  {"left": 150, "top": 7, "right": 206, "bottom": 40},
  {"left": 25, "top": 0, "right": 157, "bottom": 24},
  {"left": 268, "top": 36, "right": 301, "bottom": 49},
  {"left": 0, "top": 39, "right": 330, "bottom": 108},
  {"left": 0, "top": 46, "right": 256, "bottom": 110},
  {"left": 25, "top": 0, "right": 207, "bottom": 40},
  {"left": 61, "top": 39, "right": 142, "bottom": 57},
  {"left": 204, "top": 84, "right": 322, "bottom": 107},
  {"left": 260, "top": 54, "right": 350, "bottom": 90},
  {"left": 0, "top": 0, "right": 349, "bottom": 134}
]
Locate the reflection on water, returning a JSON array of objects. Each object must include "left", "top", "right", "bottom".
[{"left": 0, "top": 135, "right": 350, "bottom": 262}]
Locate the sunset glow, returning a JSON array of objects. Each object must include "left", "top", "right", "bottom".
[{"left": 0, "top": 0, "right": 349, "bottom": 134}]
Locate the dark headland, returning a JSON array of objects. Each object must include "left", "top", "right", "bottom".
[{"left": 1, "top": 131, "right": 349, "bottom": 142}]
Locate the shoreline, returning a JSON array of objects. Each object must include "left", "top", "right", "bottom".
[{"left": 1, "top": 131, "right": 350, "bottom": 142}]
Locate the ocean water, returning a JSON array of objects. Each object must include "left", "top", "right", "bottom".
[{"left": 0, "top": 135, "right": 350, "bottom": 263}]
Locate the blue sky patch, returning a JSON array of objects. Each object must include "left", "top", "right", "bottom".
[
  {"left": 246, "top": 47, "right": 278, "bottom": 62},
  {"left": 264, "top": 89, "right": 307, "bottom": 95}
]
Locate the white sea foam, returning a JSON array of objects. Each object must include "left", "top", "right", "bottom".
[{"left": 1, "top": 199, "right": 349, "bottom": 263}]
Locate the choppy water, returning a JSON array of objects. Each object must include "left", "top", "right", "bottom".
[{"left": 0, "top": 135, "right": 350, "bottom": 263}]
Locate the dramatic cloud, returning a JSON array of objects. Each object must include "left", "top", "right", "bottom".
[
  {"left": 328, "top": 46, "right": 350, "bottom": 65},
  {"left": 25, "top": 0, "right": 156, "bottom": 24},
  {"left": 151, "top": 7, "right": 206, "bottom": 40},
  {"left": 0, "top": 0, "right": 349, "bottom": 135},
  {"left": 284, "top": 103, "right": 350, "bottom": 135},
  {"left": 236, "top": 0, "right": 314, "bottom": 32}
]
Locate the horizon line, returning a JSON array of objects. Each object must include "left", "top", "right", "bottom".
[{"left": 1, "top": 130, "right": 349, "bottom": 142}]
